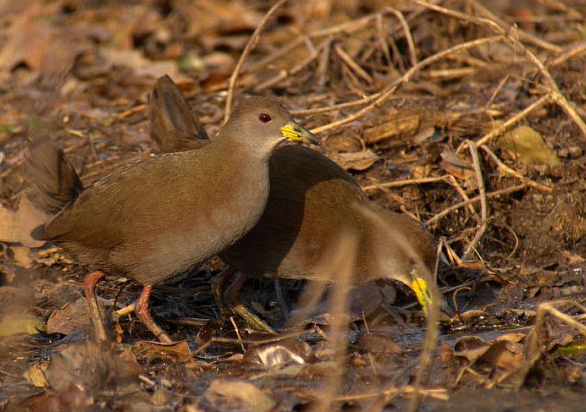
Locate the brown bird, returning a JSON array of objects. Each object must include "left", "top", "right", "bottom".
[
  {"left": 149, "top": 75, "right": 436, "bottom": 332},
  {"left": 25, "top": 97, "right": 319, "bottom": 343}
]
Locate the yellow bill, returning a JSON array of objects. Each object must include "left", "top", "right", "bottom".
[
  {"left": 280, "top": 121, "right": 320, "bottom": 145},
  {"left": 411, "top": 277, "right": 432, "bottom": 317}
]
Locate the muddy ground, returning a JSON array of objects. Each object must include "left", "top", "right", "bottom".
[{"left": 1, "top": 0, "right": 586, "bottom": 411}]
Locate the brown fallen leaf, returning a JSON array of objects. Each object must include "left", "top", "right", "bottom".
[
  {"left": 0, "top": 195, "right": 49, "bottom": 247},
  {"left": 329, "top": 150, "right": 379, "bottom": 171},
  {"left": 496, "top": 332, "right": 526, "bottom": 343},
  {"left": 453, "top": 335, "right": 491, "bottom": 363},
  {"left": 181, "top": 0, "right": 263, "bottom": 38},
  {"left": 413, "top": 125, "right": 437, "bottom": 144},
  {"left": 203, "top": 378, "right": 275, "bottom": 412},
  {"left": 324, "top": 133, "right": 362, "bottom": 153},
  {"left": 477, "top": 340, "right": 523, "bottom": 372},
  {"left": 561, "top": 250, "right": 586, "bottom": 265},
  {"left": 193, "top": 318, "right": 225, "bottom": 348},
  {"left": 440, "top": 148, "right": 474, "bottom": 182},
  {"left": 100, "top": 48, "right": 186, "bottom": 81},
  {"left": 355, "top": 333, "right": 402, "bottom": 356},
  {"left": 0, "top": 2, "right": 83, "bottom": 81},
  {"left": 363, "top": 115, "right": 420, "bottom": 143},
  {"left": 44, "top": 341, "right": 141, "bottom": 396},
  {"left": 47, "top": 296, "right": 111, "bottom": 336},
  {"left": 132, "top": 339, "right": 192, "bottom": 362},
  {"left": 15, "top": 386, "right": 91, "bottom": 412}
]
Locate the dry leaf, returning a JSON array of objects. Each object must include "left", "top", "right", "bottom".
[
  {"left": 413, "top": 126, "right": 437, "bottom": 144},
  {"left": 46, "top": 297, "right": 110, "bottom": 335},
  {"left": 34, "top": 246, "right": 75, "bottom": 266},
  {"left": 132, "top": 339, "right": 192, "bottom": 362},
  {"left": 0, "top": 2, "right": 82, "bottom": 79},
  {"left": 203, "top": 379, "right": 275, "bottom": 412},
  {"left": 440, "top": 148, "right": 474, "bottom": 181},
  {"left": 477, "top": 340, "right": 523, "bottom": 372},
  {"left": 496, "top": 332, "right": 526, "bottom": 343},
  {"left": 0, "top": 195, "right": 48, "bottom": 247},
  {"left": 329, "top": 150, "right": 379, "bottom": 171},
  {"left": 453, "top": 336, "right": 491, "bottom": 362},
  {"left": 44, "top": 341, "right": 140, "bottom": 395},
  {"left": 363, "top": 115, "right": 420, "bottom": 143},
  {"left": 182, "top": 1, "right": 262, "bottom": 38},
  {"left": 100, "top": 48, "right": 186, "bottom": 81}
]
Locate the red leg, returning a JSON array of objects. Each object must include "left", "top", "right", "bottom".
[
  {"left": 135, "top": 284, "right": 173, "bottom": 344},
  {"left": 83, "top": 270, "right": 108, "bottom": 342}
]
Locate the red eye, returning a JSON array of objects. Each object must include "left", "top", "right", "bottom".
[{"left": 259, "top": 113, "right": 272, "bottom": 123}]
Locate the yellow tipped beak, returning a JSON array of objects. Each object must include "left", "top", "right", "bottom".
[
  {"left": 280, "top": 121, "right": 320, "bottom": 145},
  {"left": 411, "top": 277, "right": 432, "bottom": 316}
]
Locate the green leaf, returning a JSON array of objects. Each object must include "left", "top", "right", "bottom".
[{"left": 496, "top": 125, "right": 560, "bottom": 166}]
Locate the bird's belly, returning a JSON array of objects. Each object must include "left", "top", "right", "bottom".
[{"left": 127, "top": 194, "right": 266, "bottom": 283}]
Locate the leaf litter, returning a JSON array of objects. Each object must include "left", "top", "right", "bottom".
[{"left": 1, "top": 0, "right": 586, "bottom": 411}]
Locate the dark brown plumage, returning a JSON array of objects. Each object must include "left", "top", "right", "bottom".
[
  {"left": 26, "top": 96, "right": 319, "bottom": 342},
  {"left": 149, "top": 75, "right": 436, "bottom": 331}
]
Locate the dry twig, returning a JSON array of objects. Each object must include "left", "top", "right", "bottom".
[
  {"left": 224, "top": 0, "right": 288, "bottom": 121},
  {"left": 413, "top": 0, "right": 586, "bottom": 140},
  {"left": 480, "top": 145, "right": 552, "bottom": 192},
  {"left": 462, "top": 141, "right": 488, "bottom": 260},
  {"left": 386, "top": 6, "right": 418, "bottom": 67},
  {"left": 426, "top": 183, "right": 528, "bottom": 225},
  {"left": 464, "top": 94, "right": 551, "bottom": 155},
  {"left": 362, "top": 175, "right": 450, "bottom": 192},
  {"left": 312, "top": 36, "right": 503, "bottom": 134},
  {"left": 254, "top": 41, "right": 325, "bottom": 92},
  {"left": 334, "top": 43, "right": 373, "bottom": 84}
]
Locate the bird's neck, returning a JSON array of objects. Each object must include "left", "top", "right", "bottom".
[
  {"left": 203, "top": 132, "right": 272, "bottom": 243},
  {"left": 214, "top": 129, "right": 279, "bottom": 162}
]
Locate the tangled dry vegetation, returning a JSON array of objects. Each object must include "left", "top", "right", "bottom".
[{"left": 1, "top": 0, "right": 586, "bottom": 411}]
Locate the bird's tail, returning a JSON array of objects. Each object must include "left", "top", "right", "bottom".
[
  {"left": 24, "top": 136, "right": 83, "bottom": 217},
  {"left": 149, "top": 74, "right": 209, "bottom": 153}
]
